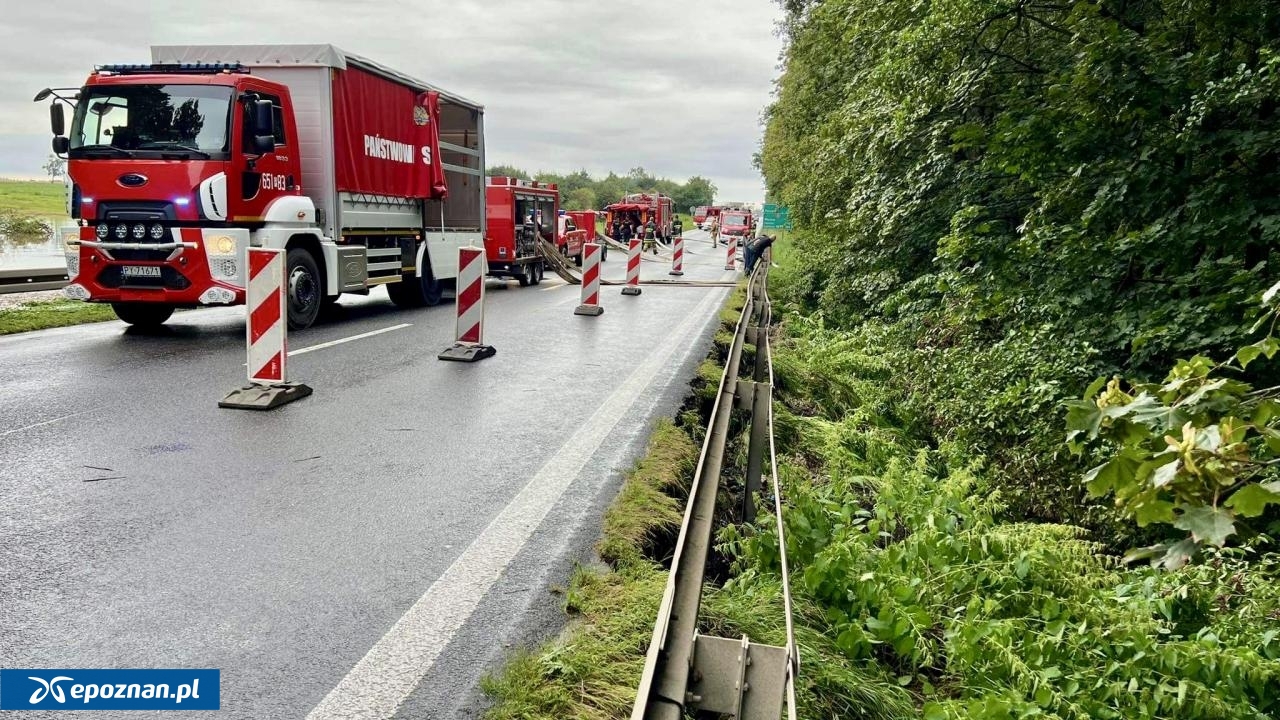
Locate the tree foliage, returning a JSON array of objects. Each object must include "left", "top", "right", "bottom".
[
  {"left": 721, "top": 0, "right": 1280, "bottom": 713},
  {"left": 761, "top": 0, "right": 1280, "bottom": 536}
]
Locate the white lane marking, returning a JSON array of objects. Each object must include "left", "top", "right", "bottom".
[
  {"left": 289, "top": 324, "right": 412, "bottom": 357},
  {"left": 540, "top": 281, "right": 569, "bottom": 291},
  {"left": 0, "top": 407, "right": 102, "bottom": 438},
  {"left": 306, "top": 287, "right": 727, "bottom": 720}
]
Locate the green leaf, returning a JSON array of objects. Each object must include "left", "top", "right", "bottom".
[
  {"left": 1237, "top": 344, "right": 1263, "bottom": 369},
  {"left": 1083, "top": 455, "right": 1140, "bottom": 496},
  {"left": 1151, "top": 460, "right": 1179, "bottom": 488},
  {"left": 1225, "top": 483, "right": 1280, "bottom": 518},
  {"left": 1261, "top": 336, "right": 1280, "bottom": 360},
  {"left": 1133, "top": 498, "right": 1176, "bottom": 526},
  {"left": 1173, "top": 506, "right": 1236, "bottom": 547}
]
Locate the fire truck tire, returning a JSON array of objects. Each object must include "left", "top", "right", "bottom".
[
  {"left": 387, "top": 266, "right": 443, "bottom": 308},
  {"left": 422, "top": 269, "right": 443, "bottom": 306},
  {"left": 286, "top": 248, "right": 323, "bottom": 330},
  {"left": 532, "top": 261, "right": 544, "bottom": 285},
  {"left": 517, "top": 263, "right": 532, "bottom": 287},
  {"left": 573, "top": 252, "right": 582, "bottom": 267},
  {"left": 111, "top": 302, "right": 174, "bottom": 328}
]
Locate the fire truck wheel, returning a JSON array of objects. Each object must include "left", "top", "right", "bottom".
[
  {"left": 111, "top": 302, "right": 174, "bottom": 328},
  {"left": 422, "top": 270, "right": 443, "bottom": 306},
  {"left": 286, "top": 248, "right": 323, "bottom": 330},
  {"left": 573, "top": 252, "right": 582, "bottom": 267},
  {"left": 532, "top": 262, "right": 544, "bottom": 285},
  {"left": 517, "top": 263, "right": 532, "bottom": 287}
]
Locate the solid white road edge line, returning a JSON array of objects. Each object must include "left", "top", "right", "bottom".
[{"left": 305, "top": 286, "right": 728, "bottom": 720}]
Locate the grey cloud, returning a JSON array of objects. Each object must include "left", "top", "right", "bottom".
[{"left": 1, "top": 0, "right": 780, "bottom": 201}]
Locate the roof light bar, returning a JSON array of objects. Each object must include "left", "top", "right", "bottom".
[{"left": 94, "top": 63, "right": 249, "bottom": 76}]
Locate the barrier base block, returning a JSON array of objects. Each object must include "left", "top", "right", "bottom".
[
  {"left": 668, "top": 270, "right": 684, "bottom": 276},
  {"left": 438, "top": 343, "right": 496, "bottom": 362},
  {"left": 621, "top": 286, "right": 642, "bottom": 296},
  {"left": 219, "top": 382, "right": 313, "bottom": 411},
  {"left": 574, "top": 304, "right": 604, "bottom": 316}
]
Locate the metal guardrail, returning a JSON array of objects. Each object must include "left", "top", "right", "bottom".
[
  {"left": 632, "top": 254, "right": 799, "bottom": 719},
  {"left": 0, "top": 267, "right": 69, "bottom": 295}
]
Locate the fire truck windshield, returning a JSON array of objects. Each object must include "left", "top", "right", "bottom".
[
  {"left": 69, "top": 84, "right": 233, "bottom": 159},
  {"left": 723, "top": 214, "right": 748, "bottom": 228}
]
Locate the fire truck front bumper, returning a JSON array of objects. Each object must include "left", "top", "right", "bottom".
[{"left": 63, "top": 227, "right": 250, "bottom": 306}]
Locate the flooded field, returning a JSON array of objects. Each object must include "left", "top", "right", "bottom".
[{"left": 0, "top": 223, "right": 72, "bottom": 271}]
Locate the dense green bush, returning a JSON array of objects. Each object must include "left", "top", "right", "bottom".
[
  {"left": 723, "top": 317, "right": 1280, "bottom": 717},
  {"left": 761, "top": 0, "right": 1280, "bottom": 534}
]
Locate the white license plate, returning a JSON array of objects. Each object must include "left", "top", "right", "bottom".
[{"left": 121, "top": 265, "right": 161, "bottom": 278}]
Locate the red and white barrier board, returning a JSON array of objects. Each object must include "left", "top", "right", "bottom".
[
  {"left": 669, "top": 234, "right": 684, "bottom": 277},
  {"left": 439, "top": 245, "right": 496, "bottom": 362},
  {"left": 219, "top": 247, "right": 312, "bottom": 410},
  {"left": 622, "top": 238, "right": 642, "bottom": 296},
  {"left": 725, "top": 236, "right": 738, "bottom": 271},
  {"left": 247, "top": 247, "right": 288, "bottom": 384},
  {"left": 574, "top": 242, "right": 605, "bottom": 316}
]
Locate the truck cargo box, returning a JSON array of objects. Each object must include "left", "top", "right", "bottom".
[{"left": 151, "top": 44, "right": 486, "bottom": 280}]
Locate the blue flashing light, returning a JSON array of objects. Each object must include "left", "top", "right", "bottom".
[{"left": 174, "top": 198, "right": 190, "bottom": 206}]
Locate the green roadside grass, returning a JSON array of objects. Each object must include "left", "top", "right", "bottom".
[
  {"left": 481, "top": 420, "right": 698, "bottom": 720},
  {"left": 0, "top": 300, "right": 116, "bottom": 335},
  {"left": 0, "top": 179, "right": 66, "bottom": 216}
]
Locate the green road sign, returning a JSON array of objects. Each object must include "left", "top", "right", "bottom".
[{"left": 762, "top": 204, "right": 790, "bottom": 229}]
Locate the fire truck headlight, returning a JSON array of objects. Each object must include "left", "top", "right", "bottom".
[
  {"left": 95, "top": 224, "right": 109, "bottom": 240},
  {"left": 206, "top": 235, "right": 236, "bottom": 257},
  {"left": 131, "top": 223, "right": 147, "bottom": 240},
  {"left": 149, "top": 223, "right": 165, "bottom": 240},
  {"left": 113, "top": 223, "right": 129, "bottom": 239}
]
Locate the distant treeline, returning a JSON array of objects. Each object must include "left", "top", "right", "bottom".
[{"left": 487, "top": 164, "right": 716, "bottom": 214}]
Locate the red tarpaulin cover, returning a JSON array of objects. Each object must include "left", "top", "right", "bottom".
[{"left": 331, "top": 67, "right": 447, "bottom": 200}]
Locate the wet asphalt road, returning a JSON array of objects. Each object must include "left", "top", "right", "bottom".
[{"left": 0, "top": 230, "right": 736, "bottom": 719}]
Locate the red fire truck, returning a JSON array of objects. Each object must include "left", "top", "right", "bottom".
[
  {"left": 485, "top": 177, "right": 558, "bottom": 284},
  {"left": 37, "top": 44, "right": 486, "bottom": 329},
  {"left": 719, "top": 209, "right": 754, "bottom": 241},
  {"left": 604, "top": 192, "right": 674, "bottom": 242}
]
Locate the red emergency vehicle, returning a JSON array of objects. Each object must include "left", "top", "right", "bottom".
[
  {"left": 604, "top": 192, "right": 674, "bottom": 242},
  {"left": 38, "top": 44, "right": 485, "bottom": 329},
  {"left": 719, "top": 209, "right": 753, "bottom": 241},
  {"left": 484, "top": 177, "right": 559, "bottom": 285}
]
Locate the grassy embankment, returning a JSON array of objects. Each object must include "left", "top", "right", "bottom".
[
  {"left": 481, "top": 277, "right": 897, "bottom": 719},
  {"left": 0, "top": 179, "right": 117, "bottom": 335},
  {"left": 484, "top": 236, "right": 1280, "bottom": 718}
]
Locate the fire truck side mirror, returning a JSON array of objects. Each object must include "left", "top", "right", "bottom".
[
  {"left": 52, "top": 136, "right": 69, "bottom": 155},
  {"left": 50, "top": 102, "right": 65, "bottom": 137},
  {"left": 250, "top": 99, "right": 274, "bottom": 154}
]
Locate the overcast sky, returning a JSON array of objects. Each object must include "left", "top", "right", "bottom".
[{"left": 0, "top": 0, "right": 783, "bottom": 203}]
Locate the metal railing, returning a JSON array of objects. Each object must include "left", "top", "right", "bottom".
[
  {"left": 0, "top": 267, "right": 69, "bottom": 295},
  {"left": 632, "top": 254, "right": 799, "bottom": 719}
]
